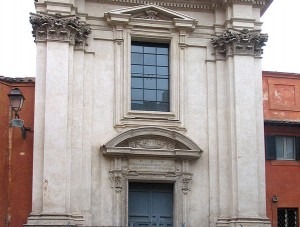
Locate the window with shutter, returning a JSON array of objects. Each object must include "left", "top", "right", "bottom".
[{"left": 265, "top": 136, "right": 300, "bottom": 160}]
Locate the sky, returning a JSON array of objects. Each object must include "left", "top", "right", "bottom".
[{"left": 0, "top": 0, "right": 299, "bottom": 78}]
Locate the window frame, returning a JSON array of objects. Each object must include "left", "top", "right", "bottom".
[
  {"left": 265, "top": 135, "right": 300, "bottom": 160},
  {"left": 113, "top": 30, "right": 185, "bottom": 129}
]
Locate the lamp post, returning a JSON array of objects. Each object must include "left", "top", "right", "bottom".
[{"left": 7, "top": 88, "right": 31, "bottom": 139}]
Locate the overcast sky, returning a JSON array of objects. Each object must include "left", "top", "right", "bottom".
[{"left": 0, "top": 0, "right": 299, "bottom": 78}]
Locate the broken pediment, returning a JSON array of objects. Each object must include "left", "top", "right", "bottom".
[{"left": 105, "top": 4, "right": 197, "bottom": 29}]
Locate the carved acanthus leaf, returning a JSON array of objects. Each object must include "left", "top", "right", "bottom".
[
  {"left": 29, "top": 12, "right": 91, "bottom": 47},
  {"left": 211, "top": 29, "right": 268, "bottom": 58}
]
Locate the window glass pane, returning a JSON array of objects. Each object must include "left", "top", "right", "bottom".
[
  {"left": 132, "top": 65, "right": 143, "bottom": 74},
  {"left": 132, "top": 53, "right": 143, "bottom": 64},
  {"left": 131, "top": 78, "right": 143, "bottom": 88},
  {"left": 286, "top": 137, "right": 295, "bottom": 159},
  {"left": 157, "top": 47, "right": 168, "bottom": 54},
  {"left": 157, "top": 67, "right": 168, "bottom": 76},
  {"left": 157, "top": 102, "right": 169, "bottom": 112},
  {"left": 131, "top": 89, "right": 143, "bottom": 100},
  {"left": 132, "top": 45, "right": 143, "bottom": 53},
  {"left": 157, "top": 79, "right": 168, "bottom": 90},
  {"left": 144, "top": 78, "right": 156, "bottom": 89},
  {"left": 276, "top": 137, "right": 284, "bottom": 159},
  {"left": 144, "top": 101, "right": 157, "bottom": 111},
  {"left": 157, "top": 90, "right": 169, "bottom": 102},
  {"left": 144, "top": 90, "right": 156, "bottom": 101},
  {"left": 144, "top": 46, "right": 156, "bottom": 54},
  {"left": 144, "top": 54, "right": 156, "bottom": 65},
  {"left": 131, "top": 42, "right": 169, "bottom": 112},
  {"left": 131, "top": 100, "right": 144, "bottom": 110},
  {"left": 157, "top": 55, "right": 168, "bottom": 66},
  {"left": 144, "top": 66, "right": 156, "bottom": 76}
]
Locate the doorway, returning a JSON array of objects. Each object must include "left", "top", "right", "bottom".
[{"left": 128, "top": 182, "right": 173, "bottom": 227}]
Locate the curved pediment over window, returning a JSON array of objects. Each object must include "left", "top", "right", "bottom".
[{"left": 101, "top": 127, "right": 202, "bottom": 159}]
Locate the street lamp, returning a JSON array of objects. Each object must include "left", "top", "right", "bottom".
[
  {"left": 7, "top": 88, "right": 31, "bottom": 139},
  {"left": 7, "top": 88, "right": 25, "bottom": 118}
]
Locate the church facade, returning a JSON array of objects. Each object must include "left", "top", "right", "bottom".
[{"left": 26, "top": 0, "right": 271, "bottom": 226}]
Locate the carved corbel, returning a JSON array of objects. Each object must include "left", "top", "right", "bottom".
[
  {"left": 182, "top": 173, "right": 193, "bottom": 194},
  {"left": 109, "top": 170, "right": 125, "bottom": 192}
]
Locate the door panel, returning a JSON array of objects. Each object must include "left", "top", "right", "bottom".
[{"left": 128, "top": 183, "right": 173, "bottom": 227}]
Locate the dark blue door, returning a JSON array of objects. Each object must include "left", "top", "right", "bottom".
[{"left": 128, "top": 183, "right": 173, "bottom": 227}]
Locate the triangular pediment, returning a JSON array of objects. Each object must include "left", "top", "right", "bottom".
[
  {"left": 105, "top": 4, "right": 197, "bottom": 29},
  {"left": 107, "top": 4, "right": 195, "bottom": 21}
]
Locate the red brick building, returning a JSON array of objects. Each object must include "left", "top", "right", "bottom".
[
  {"left": 263, "top": 71, "right": 300, "bottom": 226},
  {"left": 0, "top": 77, "right": 35, "bottom": 227}
]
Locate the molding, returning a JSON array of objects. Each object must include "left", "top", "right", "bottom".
[
  {"left": 25, "top": 213, "right": 84, "bottom": 226},
  {"left": 264, "top": 119, "right": 300, "bottom": 127},
  {"left": 105, "top": 4, "right": 197, "bottom": 30},
  {"left": 88, "top": 0, "right": 271, "bottom": 13},
  {"left": 0, "top": 76, "right": 35, "bottom": 83},
  {"left": 102, "top": 127, "right": 203, "bottom": 157},
  {"left": 211, "top": 29, "right": 268, "bottom": 59},
  {"left": 217, "top": 217, "right": 271, "bottom": 226},
  {"left": 30, "top": 12, "right": 91, "bottom": 47}
]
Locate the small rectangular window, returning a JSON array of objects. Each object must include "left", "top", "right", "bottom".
[
  {"left": 131, "top": 41, "right": 169, "bottom": 112},
  {"left": 275, "top": 136, "right": 295, "bottom": 160},
  {"left": 278, "top": 208, "right": 298, "bottom": 227},
  {"left": 265, "top": 136, "right": 300, "bottom": 160}
]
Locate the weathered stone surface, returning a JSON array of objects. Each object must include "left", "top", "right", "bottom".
[
  {"left": 30, "top": 12, "right": 91, "bottom": 46},
  {"left": 211, "top": 29, "right": 268, "bottom": 58}
]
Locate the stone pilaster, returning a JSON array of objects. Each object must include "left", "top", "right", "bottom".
[
  {"left": 25, "top": 12, "right": 91, "bottom": 226},
  {"left": 211, "top": 29, "right": 270, "bottom": 226}
]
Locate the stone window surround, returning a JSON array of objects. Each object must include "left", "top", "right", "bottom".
[{"left": 104, "top": 4, "right": 197, "bottom": 130}]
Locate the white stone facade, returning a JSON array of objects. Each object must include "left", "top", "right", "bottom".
[{"left": 26, "top": 0, "right": 271, "bottom": 226}]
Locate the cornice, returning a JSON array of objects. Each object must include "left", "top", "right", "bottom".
[
  {"left": 264, "top": 120, "right": 300, "bottom": 127},
  {"left": 0, "top": 76, "right": 35, "bottom": 83},
  {"left": 88, "top": 0, "right": 271, "bottom": 12},
  {"left": 29, "top": 12, "right": 91, "bottom": 46}
]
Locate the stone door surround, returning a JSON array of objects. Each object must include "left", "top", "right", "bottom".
[{"left": 101, "top": 127, "right": 203, "bottom": 226}]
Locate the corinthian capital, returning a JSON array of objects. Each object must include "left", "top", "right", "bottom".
[
  {"left": 29, "top": 12, "right": 91, "bottom": 47},
  {"left": 211, "top": 29, "right": 268, "bottom": 59}
]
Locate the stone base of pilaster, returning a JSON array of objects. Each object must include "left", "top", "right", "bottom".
[
  {"left": 216, "top": 217, "right": 271, "bottom": 227},
  {"left": 24, "top": 213, "right": 84, "bottom": 226}
]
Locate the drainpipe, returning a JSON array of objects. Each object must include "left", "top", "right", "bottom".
[{"left": 5, "top": 107, "right": 13, "bottom": 227}]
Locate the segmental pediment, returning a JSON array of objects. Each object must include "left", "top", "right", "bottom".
[{"left": 101, "top": 127, "right": 202, "bottom": 159}]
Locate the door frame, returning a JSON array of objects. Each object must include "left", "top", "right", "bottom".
[{"left": 102, "top": 127, "right": 202, "bottom": 227}]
